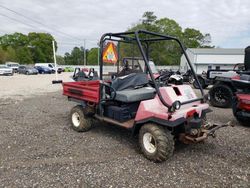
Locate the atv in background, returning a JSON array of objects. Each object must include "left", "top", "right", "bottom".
[
  {"left": 72, "top": 67, "right": 98, "bottom": 81},
  {"left": 208, "top": 46, "right": 250, "bottom": 108},
  {"left": 232, "top": 73, "right": 250, "bottom": 126}
]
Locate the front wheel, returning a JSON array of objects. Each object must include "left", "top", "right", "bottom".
[
  {"left": 70, "top": 105, "right": 92, "bottom": 132},
  {"left": 139, "top": 123, "right": 174, "bottom": 162}
]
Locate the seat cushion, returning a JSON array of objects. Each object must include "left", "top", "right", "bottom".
[{"left": 115, "top": 87, "right": 156, "bottom": 103}]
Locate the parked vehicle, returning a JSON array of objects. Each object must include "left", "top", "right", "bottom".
[
  {"left": 62, "top": 30, "right": 232, "bottom": 162},
  {"left": 232, "top": 74, "right": 250, "bottom": 126},
  {"left": 208, "top": 46, "right": 250, "bottom": 108},
  {"left": 0, "top": 65, "right": 14, "bottom": 76},
  {"left": 34, "top": 63, "right": 62, "bottom": 73},
  {"left": 64, "top": 66, "right": 75, "bottom": 72},
  {"left": 5, "top": 62, "right": 20, "bottom": 73},
  {"left": 34, "top": 66, "right": 52, "bottom": 74},
  {"left": 18, "top": 66, "right": 38, "bottom": 75}
]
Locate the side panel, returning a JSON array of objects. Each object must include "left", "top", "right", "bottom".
[
  {"left": 62, "top": 80, "right": 100, "bottom": 103},
  {"left": 135, "top": 85, "right": 209, "bottom": 125}
]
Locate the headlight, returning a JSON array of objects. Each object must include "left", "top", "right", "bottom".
[{"left": 173, "top": 100, "right": 181, "bottom": 110}]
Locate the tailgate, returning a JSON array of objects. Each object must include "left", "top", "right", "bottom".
[{"left": 62, "top": 80, "right": 100, "bottom": 103}]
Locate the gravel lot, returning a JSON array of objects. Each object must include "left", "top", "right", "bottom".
[
  {"left": 0, "top": 72, "right": 72, "bottom": 99},
  {"left": 0, "top": 74, "right": 249, "bottom": 187}
]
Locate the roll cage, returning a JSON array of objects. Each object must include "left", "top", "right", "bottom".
[{"left": 99, "top": 30, "right": 205, "bottom": 111}]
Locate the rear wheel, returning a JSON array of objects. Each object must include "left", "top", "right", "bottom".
[
  {"left": 209, "top": 84, "right": 233, "bottom": 108},
  {"left": 70, "top": 105, "right": 92, "bottom": 132},
  {"left": 139, "top": 123, "right": 174, "bottom": 162}
]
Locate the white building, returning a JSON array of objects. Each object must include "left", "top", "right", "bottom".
[{"left": 180, "top": 48, "right": 244, "bottom": 74}]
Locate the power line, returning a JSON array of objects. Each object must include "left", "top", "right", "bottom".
[
  {"left": 0, "top": 12, "right": 43, "bottom": 31},
  {"left": 0, "top": 5, "right": 83, "bottom": 41}
]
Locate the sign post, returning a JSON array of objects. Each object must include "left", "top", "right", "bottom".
[{"left": 52, "top": 40, "right": 62, "bottom": 84}]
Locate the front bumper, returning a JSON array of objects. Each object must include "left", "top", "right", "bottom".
[
  {"left": 0, "top": 71, "right": 13, "bottom": 75},
  {"left": 180, "top": 121, "right": 233, "bottom": 143}
]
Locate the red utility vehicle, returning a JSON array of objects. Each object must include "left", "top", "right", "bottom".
[
  {"left": 62, "top": 30, "right": 232, "bottom": 162},
  {"left": 231, "top": 47, "right": 250, "bottom": 126}
]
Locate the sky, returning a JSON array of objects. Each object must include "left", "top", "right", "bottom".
[{"left": 0, "top": 0, "right": 250, "bottom": 55}]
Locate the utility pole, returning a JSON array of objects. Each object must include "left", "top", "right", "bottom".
[
  {"left": 52, "top": 40, "right": 58, "bottom": 80},
  {"left": 84, "top": 39, "right": 86, "bottom": 66},
  {"left": 52, "top": 40, "right": 62, "bottom": 84}
]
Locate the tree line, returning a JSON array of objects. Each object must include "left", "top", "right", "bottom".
[
  {"left": 0, "top": 11, "right": 213, "bottom": 65},
  {"left": 0, "top": 32, "right": 56, "bottom": 64}
]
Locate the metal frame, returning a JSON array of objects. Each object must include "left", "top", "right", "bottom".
[{"left": 99, "top": 30, "right": 205, "bottom": 110}]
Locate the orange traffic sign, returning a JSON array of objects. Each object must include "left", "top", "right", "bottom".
[{"left": 102, "top": 42, "right": 118, "bottom": 64}]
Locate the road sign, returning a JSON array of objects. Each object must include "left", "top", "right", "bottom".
[{"left": 102, "top": 42, "right": 118, "bottom": 64}]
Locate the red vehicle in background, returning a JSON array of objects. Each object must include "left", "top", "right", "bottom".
[{"left": 231, "top": 46, "right": 250, "bottom": 126}]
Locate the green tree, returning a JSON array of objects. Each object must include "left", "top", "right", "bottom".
[
  {"left": 87, "top": 48, "right": 98, "bottom": 65},
  {"left": 0, "top": 32, "right": 57, "bottom": 64},
  {"left": 56, "top": 55, "right": 65, "bottom": 65},
  {"left": 124, "top": 11, "right": 213, "bottom": 65},
  {"left": 64, "top": 46, "right": 86, "bottom": 65},
  {"left": 0, "top": 46, "right": 8, "bottom": 64},
  {"left": 16, "top": 47, "right": 33, "bottom": 64},
  {"left": 28, "top": 32, "right": 56, "bottom": 63},
  {"left": 0, "top": 32, "right": 29, "bottom": 49},
  {"left": 182, "top": 28, "right": 204, "bottom": 48},
  {"left": 5, "top": 46, "right": 17, "bottom": 62}
]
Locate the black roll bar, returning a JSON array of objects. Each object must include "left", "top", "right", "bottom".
[{"left": 98, "top": 30, "right": 205, "bottom": 110}]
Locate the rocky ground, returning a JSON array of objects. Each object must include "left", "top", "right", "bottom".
[{"left": 0, "top": 91, "right": 249, "bottom": 187}]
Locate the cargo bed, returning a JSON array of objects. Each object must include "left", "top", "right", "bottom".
[{"left": 62, "top": 80, "right": 100, "bottom": 103}]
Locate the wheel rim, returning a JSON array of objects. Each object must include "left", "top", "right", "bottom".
[
  {"left": 214, "top": 88, "right": 230, "bottom": 104},
  {"left": 143, "top": 133, "right": 157, "bottom": 154},
  {"left": 72, "top": 112, "right": 80, "bottom": 127}
]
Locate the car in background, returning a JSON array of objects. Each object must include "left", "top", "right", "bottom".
[
  {"left": 34, "top": 66, "right": 52, "bottom": 74},
  {"left": 34, "top": 63, "right": 63, "bottom": 74},
  {"left": 64, "top": 66, "right": 74, "bottom": 72},
  {"left": 5, "top": 62, "right": 20, "bottom": 73},
  {"left": 0, "top": 65, "right": 14, "bottom": 76},
  {"left": 18, "top": 65, "right": 38, "bottom": 75}
]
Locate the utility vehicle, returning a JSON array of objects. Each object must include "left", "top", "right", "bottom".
[
  {"left": 62, "top": 30, "right": 232, "bottom": 162},
  {"left": 208, "top": 46, "right": 250, "bottom": 108},
  {"left": 231, "top": 47, "right": 250, "bottom": 126},
  {"left": 232, "top": 74, "right": 250, "bottom": 126}
]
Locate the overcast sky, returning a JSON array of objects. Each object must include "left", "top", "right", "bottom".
[{"left": 0, "top": 0, "right": 250, "bottom": 55}]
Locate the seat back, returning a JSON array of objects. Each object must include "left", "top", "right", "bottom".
[{"left": 111, "top": 73, "right": 148, "bottom": 91}]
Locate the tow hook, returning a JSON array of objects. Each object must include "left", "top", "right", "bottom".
[{"left": 184, "top": 121, "right": 234, "bottom": 143}]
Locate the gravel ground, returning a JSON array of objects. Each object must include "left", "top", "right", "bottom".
[
  {"left": 0, "top": 92, "right": 249, "bottom": 187},
  {"left": 0, "top": 72, "right": 72, "bottom": 99},
  {"left": 0, "top": 74, "right": 249, "bottom": 187}
]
